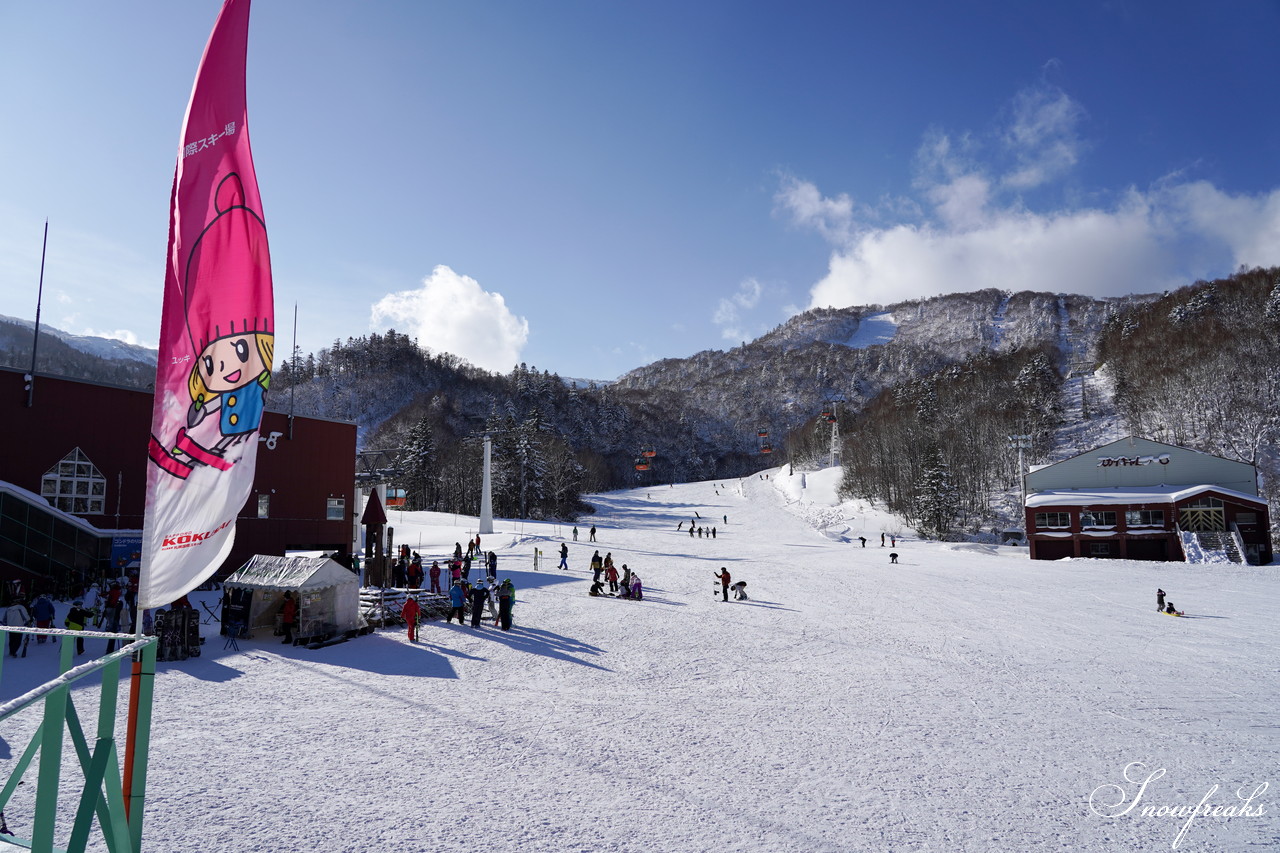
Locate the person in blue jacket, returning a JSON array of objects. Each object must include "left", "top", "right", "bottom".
[
  {"left": 31, "top": 595, "right": 56, "bottom": 643},
  {"left": 447, "top": 581, "right": 466, "bottom": 624}
]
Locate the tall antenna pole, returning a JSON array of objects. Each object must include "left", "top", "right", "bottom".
[
  {"left": 26, "top": 219, "right": 49, "bottom": 407},
  {"left": 479, "top": 435, "right": 494, "bottom": 534}
]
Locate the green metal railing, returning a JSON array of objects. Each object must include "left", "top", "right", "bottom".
[{"left": 0, "top": 627, "right": 157, "bottom": 853}]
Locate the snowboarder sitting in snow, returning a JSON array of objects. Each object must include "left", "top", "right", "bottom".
[
  {"left": 589, "top": 581, "right": 606, "bottom": 597},
  {"left": 730, "top": 580, "right": 748, "bottom": 601},
  {"left": 1164, "top": 601, "right": 1184, "bottom": 617}
]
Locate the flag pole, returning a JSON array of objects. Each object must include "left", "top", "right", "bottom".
[
  {"left": 26, "top": 219, "right": 48, "bottom": 408},
  {"left": 288, "top": 301, "right": 297, "bottom": 440}
]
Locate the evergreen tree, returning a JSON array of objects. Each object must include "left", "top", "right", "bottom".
[
  {"left": 914, "top": 446, "right": 956, "bottom": 540},
  {"left": 1265, "top": 276, "right": 1280, "bottom": 322},
  {"left": 401, "top": 416, "right": 437, "bottom": 511}
]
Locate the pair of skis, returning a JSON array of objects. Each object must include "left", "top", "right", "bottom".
[{"left": 148, "top": 427, "right": 233, "bottom": 479}]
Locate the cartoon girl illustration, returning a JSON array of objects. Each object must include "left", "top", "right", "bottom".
[
  {"left": 149, "top": 173, "right": 273, "bottom": 480},
  {"left": 185, "top": 322, "right": 272, "bottom": 454}
]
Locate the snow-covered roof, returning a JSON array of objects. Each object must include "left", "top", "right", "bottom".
[
  {"left": 1025, "top": 484, "right": 1267, "bottom": 508},
  {"left": 224, "top": 554, "right": 358, "bottom": 592},
  {"left": 0, "top": 481, "right": 111, "bottom": 536}
]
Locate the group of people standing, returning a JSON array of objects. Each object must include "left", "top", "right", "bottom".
[{"left": 396, "top": 544, "right": 500, "bottom": 595}]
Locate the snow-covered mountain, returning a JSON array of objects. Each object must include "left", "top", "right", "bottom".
[{"left": 0, "top": 314, "right": 157, "bottom": 365}]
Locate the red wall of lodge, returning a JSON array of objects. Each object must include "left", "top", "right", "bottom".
[
  {"left": 1026, "top": 492, "right": 1273, "bottom": 563},
  {"left": 0, "top": 369, "right": 355, "bottom": 575}
]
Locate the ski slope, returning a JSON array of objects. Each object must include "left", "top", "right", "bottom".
[{"left": 1, "top": 469, "right": 1276, "bottom": 852}]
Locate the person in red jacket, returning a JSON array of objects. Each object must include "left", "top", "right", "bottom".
[
  {"left": 401, "top": 594, "right": 421, "bottom": 642},
  {"left": 280, "top": 592, "right": 297, "bottom": 645},
  {"left": 429, "top": 561, "right": 442, "bottom": 594},
  {"left": 714, "top": 568, "right": 731, "bottom": 602}
]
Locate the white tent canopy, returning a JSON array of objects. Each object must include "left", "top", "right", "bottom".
[{"left": 223, "top": 555, "right": 360, "bottom": 641}]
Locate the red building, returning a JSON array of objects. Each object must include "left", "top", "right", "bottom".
[
  {"left": 0, "top": 368, "right": 356, "bottom": 594},
  {"left": 1024, "top": 437, "right": 1272, "bottom": 564}
]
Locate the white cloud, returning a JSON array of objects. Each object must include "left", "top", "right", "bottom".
[
  {"left": 370, "top": 265, "right": 528, "bottom": 374},
  {"left": 1161, "top": 181, "right": 1280, "bottom": 270},
  {"left": 808, "top": 196, "right": 1171, "bottom": 308},
  {"left": 793, "top": 83, "right": 1280, "bottom": 311},
  {"left": 1001, "top": 85, "right": 1085, "bottom": 190},
  {"left": 774, "top": 175, "right": 855, "bottom": 243},
  {"left": 75, "top": 327, "right": 154, "bottom": 347},
  {"left": 713, "top": 278, "right": 764, "bottom": 341}
]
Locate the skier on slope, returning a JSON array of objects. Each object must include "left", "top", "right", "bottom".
[
  {"left": 714, "top": 568, "right": 731, "bottom": 602},
  {"left": 559, "top": 543, "right": 569, "bottom": 570}
]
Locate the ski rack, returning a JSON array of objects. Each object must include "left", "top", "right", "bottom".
[{"left": 0, "top": 626, "right": 158, "bottom": 853}]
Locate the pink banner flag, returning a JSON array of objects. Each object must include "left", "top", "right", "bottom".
[{"left": 141, "top": 0, "right": 272, "bottom": 610}]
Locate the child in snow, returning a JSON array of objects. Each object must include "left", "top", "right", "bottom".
[
  {"left": 1164, "top": 601, "right": 1184, "bottom": 616},
  {"left": 589, "top": 581, "right": 605, "bottom": 597},
  {"left": 730, "top": 580, "right": 748, "bottom": 600},
  {"left": 889, "top": 552, "right": 899, "bottom": 564},
  {"left": 630, "top": 574, "right": 643, "bottom": 601},
  {"left": 402, "top": 594, "right": 421, "bottom": 642}
]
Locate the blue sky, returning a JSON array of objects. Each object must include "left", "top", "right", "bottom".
[{"left": 1, "top": 1, "right": 1277, "bottom": 380}]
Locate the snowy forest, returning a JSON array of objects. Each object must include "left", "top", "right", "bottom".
[{"left": 8, "top": 269, "right": 1279, "bottom": 546}]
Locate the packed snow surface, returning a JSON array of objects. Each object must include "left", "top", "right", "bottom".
[
  {"left": 2, "top": 470, "right": 1276, "bottom": 852},
  {"left": 842, "top": 312, "right": 898, "bottom": 349}
]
